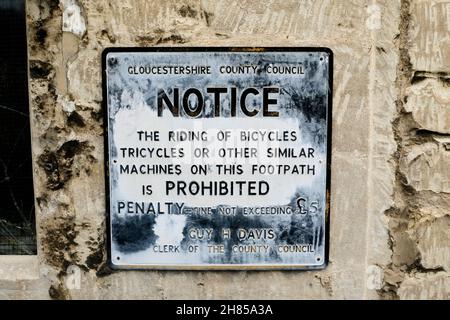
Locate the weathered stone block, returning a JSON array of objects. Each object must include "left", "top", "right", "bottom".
[
  {"left": 398, "top": 272, "right": 450, "bottom": 299},
  {"left": 410, "top": 1, "right": 450, "bottom": 73},
  {"left": 405, "top": 77, "right": 450, "bottom": 134},
  {"left": 415, "top": 216, "right": 450, "bottom": 271}
]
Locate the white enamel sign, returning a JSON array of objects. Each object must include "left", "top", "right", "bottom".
[{"left": 104, "top": 48, "right": 332, "bottom": 269}]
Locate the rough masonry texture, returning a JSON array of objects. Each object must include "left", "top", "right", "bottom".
[{"left": 0, "top": 0, "right": 448, "bottom": 299}]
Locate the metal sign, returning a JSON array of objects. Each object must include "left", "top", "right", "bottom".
[{"left": 103, "top": 48, "right": 332, "bottom": 270}]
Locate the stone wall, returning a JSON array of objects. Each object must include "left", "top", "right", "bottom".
[{"left": 0, "top": 0, "right": 448, "bottom": 299}]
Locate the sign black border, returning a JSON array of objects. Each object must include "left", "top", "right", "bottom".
[{"left": 102, "top": 47, "right": 333, "bottom": 270}]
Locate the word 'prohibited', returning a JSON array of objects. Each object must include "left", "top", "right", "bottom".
[{"left": 104, "top": 48, "right": 332, "bottom": 269}]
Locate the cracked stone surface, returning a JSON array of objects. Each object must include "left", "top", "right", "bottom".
[{"left": 379, "top": 0, "right": 450, "bottom": 300}]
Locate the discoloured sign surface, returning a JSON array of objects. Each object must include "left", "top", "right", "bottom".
[{"left": 104, "top": 48, "right": 332, "bottom": 269}]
